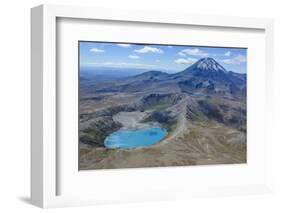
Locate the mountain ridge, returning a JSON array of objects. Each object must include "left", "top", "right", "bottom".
[
  {"left": 87, "top": 57, "right": 246, "bottom": 98},
  {"left": 133, "top": 57, "right": 245, "bottom": 78}
]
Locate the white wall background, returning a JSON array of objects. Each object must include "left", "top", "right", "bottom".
[{"left": 0, "top": 0, "right": 280, "bottom": 212}]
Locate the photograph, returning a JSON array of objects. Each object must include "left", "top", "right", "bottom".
[{"left": 78, "top": 41, "right": 247, "bottom": 170}]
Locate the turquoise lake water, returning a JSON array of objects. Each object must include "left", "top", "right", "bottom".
[{"left": 104, "top": 127, "right": 167, "bottom": 149}]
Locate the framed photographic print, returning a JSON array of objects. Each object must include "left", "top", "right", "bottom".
[{"left": 31, "top": 4, "right": 274, "bottom": 208}]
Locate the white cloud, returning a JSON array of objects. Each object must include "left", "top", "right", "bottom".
[
  {"left": 178, "top": 52, "right": 186, "bottom": 57},
  {"left": 84, "top": 62, "right": 156, "bottom": 68},
  {"left": 224, "top": 51, "right": 231, "bottom": 57},
  {"left": 222, "top": 55, "right": 246, "bottom": 64},
  {"left": 155, "top": 59, "right": 160, "bottom": 62},
  {"left": 89, "top": 48, "right": 104, "bottom": 53},
  {"left": 167, "top": 46, "right": 173, "bottom": 48},
  {"left": 178, "top": 48, "right": 208, "bottom": 57},
  {"left": 175, "top": 58, "right": 197, "bottom": 65},
  {"left": 128, "top": 55, "right": 140, "bottom": 59},
  {"left": 134, "top": 46, "right": 164, "bottom": 54},
  {"left": 116, "top": 44, "right": 131, "bottom": 48}
]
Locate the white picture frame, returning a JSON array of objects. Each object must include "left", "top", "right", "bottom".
[{"left": 31, "top": 4, "right": 274, "bottom": 208}]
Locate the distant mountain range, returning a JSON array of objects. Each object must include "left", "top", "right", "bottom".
[
  {"left": 80, "top": 66, "right": 176, "bottom": 79},
  {"left": 85, "top": 57, "right": 246, "bottom": 98}
]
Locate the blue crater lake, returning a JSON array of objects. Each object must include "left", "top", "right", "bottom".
[{"left": 104, "top": 127, "right": 167, "bottom": 149}]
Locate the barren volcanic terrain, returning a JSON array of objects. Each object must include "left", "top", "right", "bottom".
[{"left": 79, "top": 58, "right": 246, "bottom": 170}]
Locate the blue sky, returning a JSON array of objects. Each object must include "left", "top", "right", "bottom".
[{"left": 79, "top": 41, "right": 247, "bottom": 73}]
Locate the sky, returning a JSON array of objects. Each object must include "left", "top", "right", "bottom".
[{"left": 79, "top": 41, "right": 247, "bottom": 73}]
